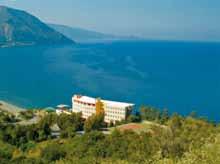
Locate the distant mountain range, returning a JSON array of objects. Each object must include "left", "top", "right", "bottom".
[
  {"left": 0, "top": 6, "right": 141, "bottom": 47},
  {"left": 49, "top": 24, "right": 141, "bottom": 43},
  {"left": 0, "top": 6, "right": 74, "bottom": 47}
]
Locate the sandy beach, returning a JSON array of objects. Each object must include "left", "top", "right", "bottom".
[{"left": 0, "top": 100, "right": 26, "bottom": 116}]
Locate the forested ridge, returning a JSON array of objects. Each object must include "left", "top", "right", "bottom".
[{"left": 0, "top": 106, "right": 219, "bottom": 164}]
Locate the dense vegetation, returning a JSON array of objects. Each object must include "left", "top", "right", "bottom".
[{"left": 0, "top": 106, "right": 219, "bottom": 164}]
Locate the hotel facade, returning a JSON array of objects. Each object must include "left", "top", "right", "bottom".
[{"left": 72, "top": 95, "right": 134, "bottom": 123}]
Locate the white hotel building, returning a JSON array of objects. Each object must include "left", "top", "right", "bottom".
[{"left": 72, "top": 95, "right": 134, "bottom": 123}]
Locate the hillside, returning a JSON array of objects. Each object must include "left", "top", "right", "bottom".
[
  {"left": 49, "top": 23, "right": 140, "bottom": 43},
  {"left": 0, "top": 6, "right": 74, "bottom": 47},
  {"left": 0, "top": 105, "right": 219, "bottom": 163}
]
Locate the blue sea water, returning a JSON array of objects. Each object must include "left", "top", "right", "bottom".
[{"left": 0, "top": 41, "right": 219, "bottom": 121}]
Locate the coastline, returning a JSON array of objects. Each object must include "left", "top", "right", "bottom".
[{"left": 0, "top": 100, "right": 26, "bottom": 115}]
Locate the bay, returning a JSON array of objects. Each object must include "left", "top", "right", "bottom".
[{"left": 0, "top": 41, "right": 219, "bottom": 121}]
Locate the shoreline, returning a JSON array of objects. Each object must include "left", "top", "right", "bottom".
[{"left": 0, "top": 100, "right": 26, "bottom": 115}]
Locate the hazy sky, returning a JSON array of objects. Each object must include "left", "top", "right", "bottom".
[{"left": 1, "top": 0, "right": 220, "bottom": 41}]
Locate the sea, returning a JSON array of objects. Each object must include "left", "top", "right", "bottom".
[{"left": 0, "top": 40, "right": 219, "bottom": 121}]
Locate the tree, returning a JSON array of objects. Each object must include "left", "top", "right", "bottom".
[
  {"left": 127, "top": 114, "right": 141, "bottom": 123},
  {"left": 57, "top": 113, "right": 83, "bottom": 131},
  {"left": 42, "top": 144, "right": 66, "bottom": 162},
  {"left": 37, "top": 123, "right": 51, "bottom": 141},
  {"left": 160, "top": 109, "right": 169, "bottom": 124},
  {"left": 60, "top": 127, "right": 76, "bottom": 138},
  {"left": 84, "top": 113, "right": 105, "bottom": 132},
  {"left": 26, "top": 126, "right": 39, "bottom": 141},
  {"left": 140, "top": 106, "right": 161, "bottom": 121},
  {"left": 168, "top": 113, "right": 183, "bottom": 133},
  {"left": 95, "top": 98, "right": 105, "bottom": 115},
  {"left": 0, "top": 140, "right": 14, "bottom": 160},
  {"left": 38, "top": 113, "right": 57, "bottom": 128}
]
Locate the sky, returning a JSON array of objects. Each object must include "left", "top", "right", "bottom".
[{"left": 1, "top": 0, "right": 220, "bottom": 41}]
